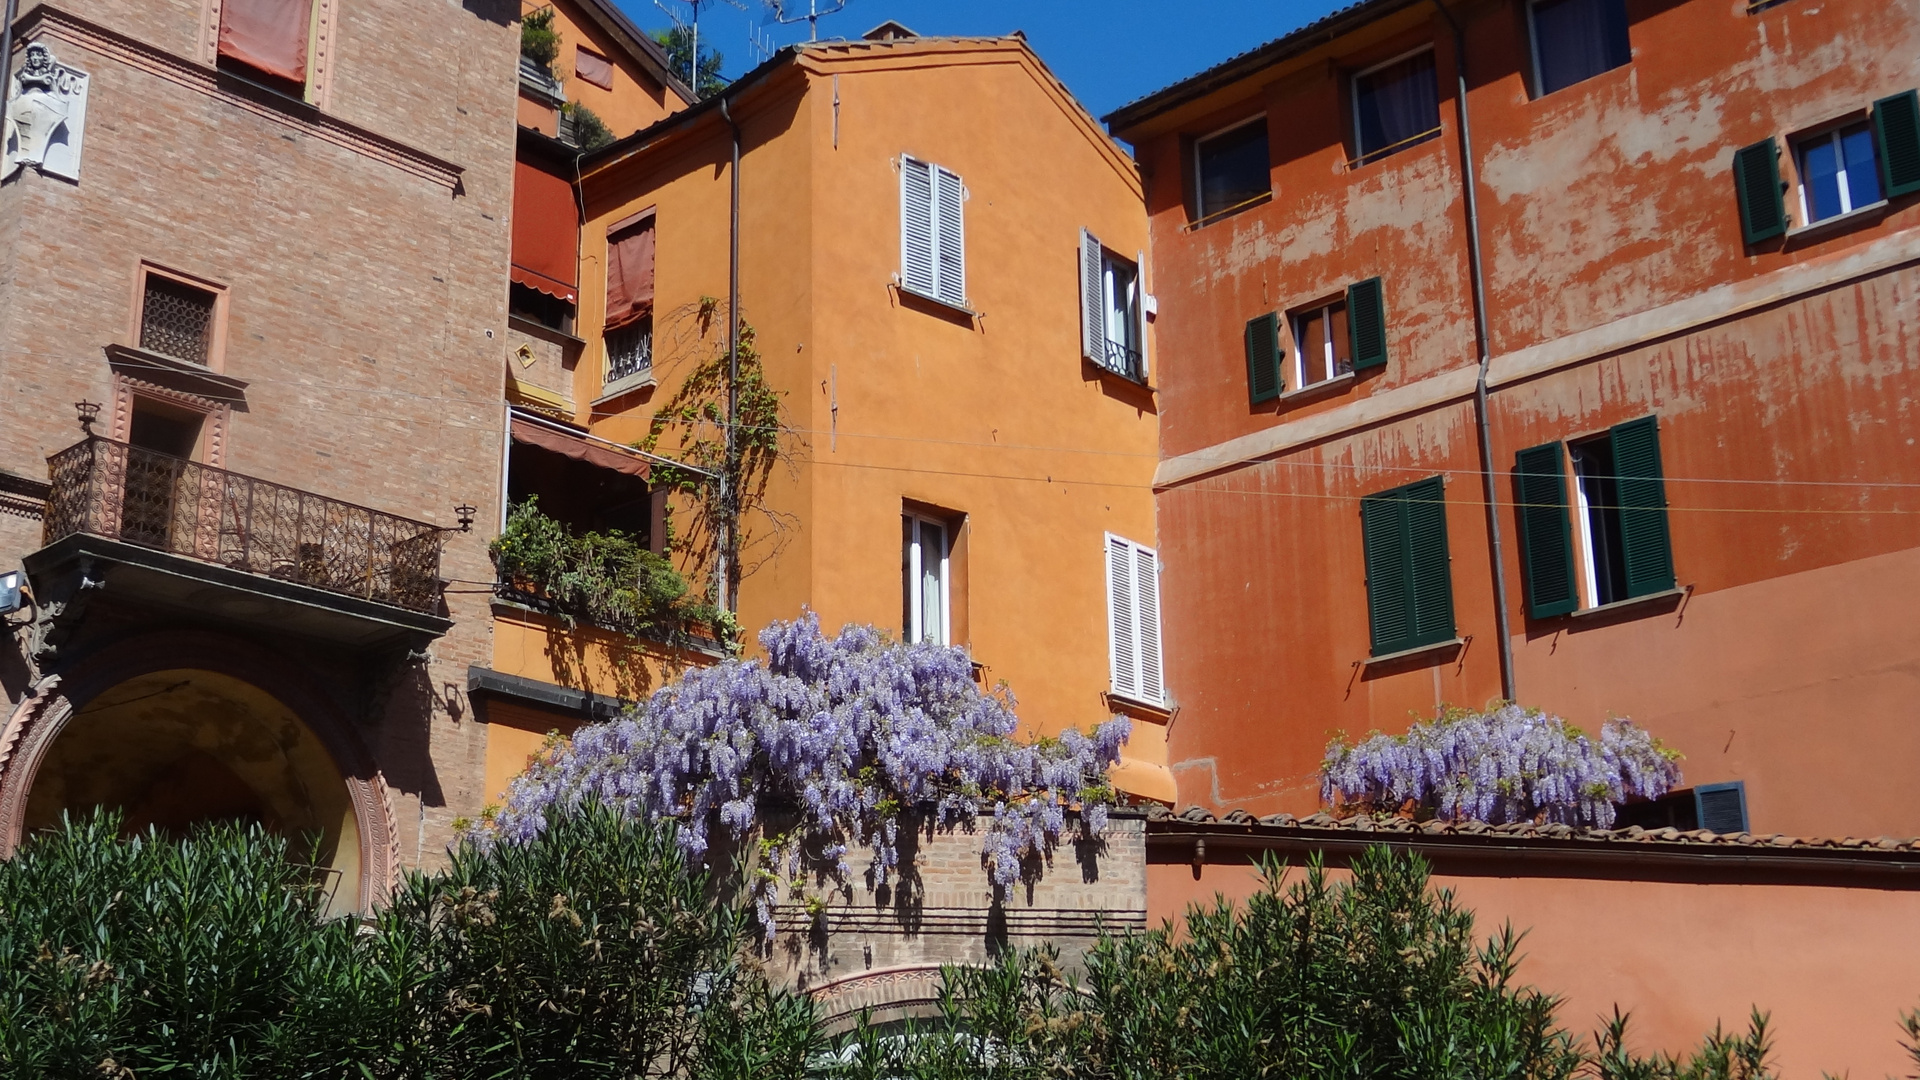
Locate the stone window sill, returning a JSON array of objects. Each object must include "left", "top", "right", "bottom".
[
  {"left": 594, "top": 370, "right": 655, "bottom": 405},
  {"left": 1567, "top": 586, "right": 1688, "bottom": 621},
  {"left": 1279, "top": 371, "right": 1354, "bottom": 405},
  {"left": 1785, "top": 200, "right": 1887, "bottom": 247},
  {"left": 1363, "top": 637, "right": 1464, "bottom": 668},
  {"left": 895, "top": 283, "right": 979, "bottom": 319}
]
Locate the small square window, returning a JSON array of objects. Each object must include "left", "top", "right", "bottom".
[
  {"left": 140, "top": 275, "right": 217, "bottom": 365},
  {"left": 1796, "top": 121, "right": 1883, "bottom": 224},
  {"left": 1193, "top": 117, "right": 1269, "bottom": 222},
  {"left": 1529, "top": 0, "right": 1631, "bottom": 97},
  {"left": 1352, "top": 49, "right": 1440, "bottom": 165},
  {"left": 1290, "top": 299, "right": 1352, "bottom": 389}
]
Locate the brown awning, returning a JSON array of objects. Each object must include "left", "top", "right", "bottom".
[
  {"left": 510, "top": 417, "right": 650, "bottom": 479},
  {"left": 604, "top": 217, "right": 655, "bottom": 330},
  {"left": 511, "top": 158, "right": 580, "bottom": 303},
  {"left": 218, "top": 0, "right": 313, "bottom": 83}
]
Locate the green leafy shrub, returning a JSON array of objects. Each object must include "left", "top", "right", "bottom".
[
  {"left": 565, "top": 102, "right": 615, "bottom": 150},
  {"left": 490, "top": 496, "right": 696, "bottom": 637},
  {"left": 521, "top": 7, "right": 560, "bottom": 67}
]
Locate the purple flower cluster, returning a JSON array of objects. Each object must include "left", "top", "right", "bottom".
[
  {"left": 471, "top": 612, "right": 1130, "bottom": 932},
  {"left": 1319, "top": 704, "right": 1681, "bottom": 828}
]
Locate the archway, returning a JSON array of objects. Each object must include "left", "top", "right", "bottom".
[
  {"left": 0, "top": 630, "right": 398, "bottom": 912},
  {"left": 19, "top": 669, "right": 363, "bottom": 917}
]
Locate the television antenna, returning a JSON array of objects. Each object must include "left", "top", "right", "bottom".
[
  {"left": 654, "top": 0, "right": 746, "bottom": 92},
  {"left": 764, "top": 0, "right": 851, "bottom": 42}
]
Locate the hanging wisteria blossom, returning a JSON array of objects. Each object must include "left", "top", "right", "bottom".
[
  {"left": 1320, "top": 703, "right": 1682, "bottom": 828},
  {"left": 469, "top": 612, "right": 1131, "bottom": 933}
]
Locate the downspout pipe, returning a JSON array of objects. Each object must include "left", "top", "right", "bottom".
[
  {"left": 718, "top": 96, "right": 742, "bottom": 616},
  {"left": 1430, "top": 0, "right": 1517, "bottom": 703}
]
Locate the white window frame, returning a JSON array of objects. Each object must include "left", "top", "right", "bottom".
[
  {"left": 1289, "top": 299, "right": 1349, "bottom": 390},
  {"left": 1794, "top": 122, "right": 1881, "bottom": 225},
  {"left": 899, "top": 156, "right": 967, "bottom": 310},
  {"left": 1079, "top": 229, "right": 1148, "bottom": 381},
  {"left": 1105, "top": 533, "right": 1165, "bottom": 705},
  {"left": 1192, "top": 114, "right": 1269, "bottom": 222},
  {"left": 905, "top": 512, "right": 950, "bottom": 646},
  {"left": 1350, "top": 46, "right": 1439, "bottom": 164}
]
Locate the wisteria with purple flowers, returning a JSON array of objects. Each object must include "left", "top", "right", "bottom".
[
  {"left": 1319, "top": 703, "right": 1682, "bottom": 828},
  {"left": 469, "top": 612, "right": 1130, "bottom": 933}
]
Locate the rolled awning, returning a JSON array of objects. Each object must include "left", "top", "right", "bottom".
[
  {"left": 511, "top": 158, "right": 580, "bottom": 303},
  {"left": 510, "top": 416, "right": 649, "bottom": 479}
]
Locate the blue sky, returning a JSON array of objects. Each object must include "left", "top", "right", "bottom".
[{"left": 618, "top": 0, "right": 1352, "bottom": 120}]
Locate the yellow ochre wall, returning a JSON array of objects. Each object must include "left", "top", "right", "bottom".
[
  {"left": 575, "top": 39, "right": 1167, "bottom": 796},
  {"left": 521, "top": 0, "right": 685, "bottom": 139}
]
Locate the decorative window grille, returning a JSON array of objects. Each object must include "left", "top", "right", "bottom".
[
  {"left": 140, "top": 276, "right": 216, "bottom": 365},
  {"left": 606, "top": 318, "right": 653, "bottom": 384}
]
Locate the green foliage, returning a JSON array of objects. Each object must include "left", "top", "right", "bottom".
[
  {"left": 0, "top": 807, "right": 817, "bottom": 1079},
  {"left": 1591, "top": 1007, "right": 1777, "bottom": 1080},
  {"left": 565, "top": 102, "right": 615, "bottom": 151},
  {"left": 650, "top": 26, "right": 728, "bottom": 99},
  {"left": 521, "top": 7, "right": 561, "bottom": 67},
  {"left": 0, "top": 812, "right": 373, "bottom": 1077},
  {"left": 491, "top": 496, "right": 695, "bottom": 638}
]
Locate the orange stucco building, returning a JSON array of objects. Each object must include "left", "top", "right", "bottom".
[
  {"left": 1108, "top": 0, "right": 1920, "bottom": 840},
  {"left": 501, "top": 28, "right": 1171, "bottom": 800}
]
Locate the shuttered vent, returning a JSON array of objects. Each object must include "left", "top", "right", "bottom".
[
  {"left": 1360, "top": 476, "right": 1455, "bottom": 656},
  {"left": 1080, "top": 229, "right": 1105, "bottom": 362},
  {"left": 1514, "top": 442, "right": 1578, "bottom": 619},
  {"left": 1731, "top": 138, "right": 1786, "bottom": 245},
  {"left": 1244, "top": 312, "right": 1281, "bottom": 404},
  {"left": 1694, "top": 782, "right": 1749, "bottom": 835},
  {"left": 1873, "top": 89, "right": 1920, "bottom": 199},
  {"left": 1609, "top": 415, "right": 1676, "bottom": 598},
  {"left": 1106, "top": 534, "right": 1165, "bottom": 704},
  {"left": 1346, "top": 277, "right": 1388, "bottom": 371}
]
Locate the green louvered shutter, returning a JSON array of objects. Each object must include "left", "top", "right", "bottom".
[
  {"left": 1513, "top": 442, "right": 1578, "bottom": 618},
  {"left": 1245, "top": 312, "right": 1281, "bottom": 404},
  {"left": 1402, "top": 477, "right": 1455, "bottom": 648},
  {"left": 1361, "top": 490, "right": 1410, "bottom": 655},
  {"left": 1872, "top": 89, "right": 1920, "bottom": 199},
  {"left": 1346, "top": 277, "right": 1387, "bottom": 371},
  {"left": 1731, "top": 138, "right": 1785, "bottom": 245},
  {"left": 1610, "top": 415, "right": 1675, "bottom": 599}
]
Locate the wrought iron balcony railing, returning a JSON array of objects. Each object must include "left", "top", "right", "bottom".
[
  {"left": 1100, "top": 337, "right": 1144, "bottom": 383},
  {"left": 605, "top": 320, "right": 653, "bottom": 385},
  {"left": 42, "top": 437, "right": 444, "bottom": 614}
]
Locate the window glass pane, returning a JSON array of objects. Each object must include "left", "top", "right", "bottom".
[
  {"left": 1354, "top": 51, "right": 1439, "bottom": 161},
  {"left": 1196, "top": 120, "right": 1269, "bottom": 220},
  {"left": 1328, "top": 302, "right": 1353, "bottom": 377},
  {"left": 1105, "top": 259, "right": 1138, "bottom": 351},
  {"left": 1802, "top": 134, "right": 1846, "bottom": 221},
  {"left": 917, "top": 520, "right": 945, "bottom": 644},
  {"left": 1840, "top": 122, "right": 1882, "bottom": 207},
  {"left": 1295, "top": 308, "right": 1326, "bottom": 386},
  {"left": 1532, "top": 0, "right": 1630, "bottom": 96},
  {"left": 1571, "top": 440, "right": 1628, "bottom": 606}
]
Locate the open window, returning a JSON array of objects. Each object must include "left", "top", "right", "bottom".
[
  {"left": 506, "top": 414, "right": 659, "bottom": 546},
  {"left": 1528, "top": 0, "right": 1630, "bottom": 97},
  {"left": 1514, "top": 415, "right": 1675, "bottom": 618},
  {"left": 1192, "top": 116, "right": 1268, "bottom": 224},
  {"left": 604, "top": 213, "right": 656, "bottom": 392},
  {"left": 1351, "top": 48, "right": 1440, "bottom": 165},
  {"left": 216, "top": 0, "right": 318, "bottom": 96},
  {"left": 1079, "top": 230, "right": 1146, "bottom": 382},
  {"left": 902, "top": 510, "right": 956, "bottom": 646}
]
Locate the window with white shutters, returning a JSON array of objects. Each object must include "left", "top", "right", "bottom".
[
  {"left": 1106, "top": 533, "right": 1165, "bottom": 704},
  {"left": 900, "top": 156, "right": 966, "bottom": 309},
  {"left": 1079, "top": 229, "right": 1146, "bottom": 382}
]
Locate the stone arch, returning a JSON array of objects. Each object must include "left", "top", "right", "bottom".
[{"left": 0, "top": 629, "right": 398, "bottom": 911}]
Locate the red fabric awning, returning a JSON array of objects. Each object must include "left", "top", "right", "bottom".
[
  {"left": 604, "top": 218, "right": 655, "bottom": 330},
  {"left": 511, "top": 158, "right": 580, "bottom": 304},
  {"left": 218, "top": 0, "right": 313, "bottom": 83},
  {"left": 510, "top": 417, "right": 649, "bottom": 479}
]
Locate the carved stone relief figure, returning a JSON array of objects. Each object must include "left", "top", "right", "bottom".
[{"left": 3, "top": 42, "right": 90, "bottom": 182}]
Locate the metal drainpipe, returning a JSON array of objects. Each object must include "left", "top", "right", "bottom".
[
  {"left": 718, "top": 96, "right": 742, "bottom": 616},
  {"left": 1430, "top": 0, "right": 1517, "bottom": 703}
]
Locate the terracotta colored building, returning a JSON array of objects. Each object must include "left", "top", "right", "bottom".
[
  {"left": 497, "top": 27, "right": 1172, "bottom": 801},
  {"left": 1107, "top": 0, "right": 1920, "bottom": 841},
  {"left": 0, "top": 0, "right": 522, "bottom": 912}
]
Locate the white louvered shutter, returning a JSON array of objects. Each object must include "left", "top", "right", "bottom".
[
  {"left": 1106, "top": 534, "right": 1139, "bottom": 700},
  {"left": 900, "top": 158, "right": 936, "bottom": 297},
  {"left": 933, "top": 165, "right": 966, "bottom": 307},
  {"left": 1079, "top": 229, "right": 1105, "bottom": 362},
  {"left": 1134, "top": 543, "right": 1164, "bottom": 702}
]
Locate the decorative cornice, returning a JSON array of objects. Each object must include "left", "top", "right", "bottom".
[{"left": 18, "top": 5, "right": 465, "bottom": 191}]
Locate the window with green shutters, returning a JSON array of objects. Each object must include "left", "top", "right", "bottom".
[
  {"left": 1513, "top": 442, "right": 1578, "bottom": 618},
  {"left": 1522, "top": 415, "right": 1676, "bottom": 615},
  {"left": 1360, "top": 476, "right": 1454, "bottom": 656},
  {"left": 1732, "top": 138, "right": 1785, "bottom": 245},
  {"left": 1346, "top": 277, "right": 1388, "bottom": 371},
  {"left": 1873, "top": 89, "right": 1920, "bottom": 199},
  {"left": 1244, "top": 312, "right": 1281, "bottom": 404}
]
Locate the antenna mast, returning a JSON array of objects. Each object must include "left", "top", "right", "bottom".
[{"left": 765, "top": 0, "right": 850, "bottom": 42}]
